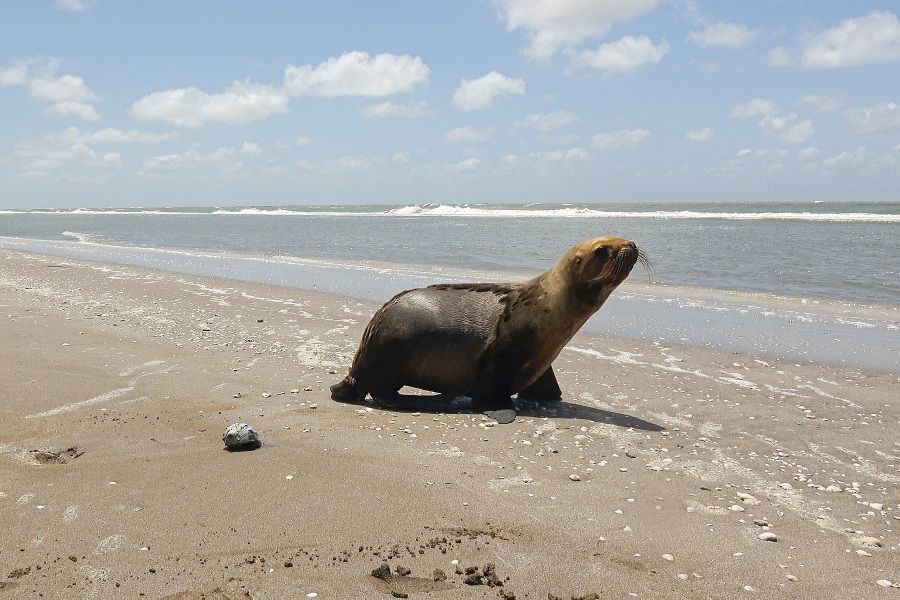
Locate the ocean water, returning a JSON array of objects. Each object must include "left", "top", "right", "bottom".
[{"left": 1, "top": 201, "right": 898, "bottom": 372}]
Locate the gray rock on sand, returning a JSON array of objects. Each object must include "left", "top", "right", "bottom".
[{"left": 223, "top": 423, "right": 261, "bottom": 451}]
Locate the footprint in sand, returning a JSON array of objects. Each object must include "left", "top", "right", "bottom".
[{"left": 63, "top": 505, "right": 78, "bottom": 523}]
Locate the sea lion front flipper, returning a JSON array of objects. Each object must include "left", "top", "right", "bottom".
[
  {"left": 482, "top": 408, "right": 517, "bottom": 424},
  {"left": 518, "top": 366, "right": 562, "bottom": 403},
  {"left": 330, "top": 376, "right": 367, "bottom": 404}
]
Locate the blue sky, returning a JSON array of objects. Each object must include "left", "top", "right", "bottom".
[{"left": 1, "top": 0, "right": 899, "bottom": 208}]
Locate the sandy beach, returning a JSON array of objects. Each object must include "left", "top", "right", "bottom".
[{"left": 0, "top": 248, "right": 897, "bottom": 599}]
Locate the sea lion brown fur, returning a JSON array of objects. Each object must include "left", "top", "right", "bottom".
[{"left": 330, "top": 237, "right": 641, "bottom": 417}]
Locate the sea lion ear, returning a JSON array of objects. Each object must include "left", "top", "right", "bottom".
[{"left": 574, "top": 255, "right": 582, "bottom": 265}]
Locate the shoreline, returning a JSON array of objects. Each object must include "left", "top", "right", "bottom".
[
  {"left": 1, "top": 237, "right": 897, "bottom": 373},
  {"left": 1, "top": 247, "right": 898, "bottom": 597}
]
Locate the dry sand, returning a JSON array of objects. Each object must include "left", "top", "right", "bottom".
[{"left": 0, "top": 248, "right": 897, "bottom": 599}]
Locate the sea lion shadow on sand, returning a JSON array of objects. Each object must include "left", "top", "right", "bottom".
[{"left": 366, "top": 393, "right": 665, "bottom": 432}]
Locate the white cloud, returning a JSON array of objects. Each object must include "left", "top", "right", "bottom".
[
  {"left": 847, "top": 101, "right": 900, "bottom": 135},
  {"left": 591, "top": 128, "right": 651, "bottom": 149},
  {"left": 0, "top": 63, "right": 28, "bottom": 87},
  {"left": 498, "top": 0, "right": 661, "bottom": 60},
  {"left": 822, "top": 147, "right": 868, "bottom": 168},
  {"left": 537, "top": 147, "right": 591, "bottom": 161},
  {"left": 737, "top": 148, "right": 752, "bottom": 157},
  {"left": 802, "top": 11, "right": 900, "bottom": 68},
  {"left": 567, "top": 35, "right": 669, "bottom": 75},
  {"left": 240, "top": 142, "right": 263, "bottom": 156},
  {"left": 43, "top": 126, "right": 176, "bottom": 144},
  {"left": 284, "top": 51, "right": 429, "bottom": 97},
  {"left": 767, "top": 46, "right": 792, "bottom": 67},
  {"left": 445, "top": 125, "right": 493, "bottom": 143},
  {"left": 760, "top": 113, "right": 815, "bottom": 144},
  {"left": 688, "top": 22, "right": 756, "bottom": 49},
  {"left": 130, "top": 80, "right": 288, "bottom": 127},
  {"left": 28, "top": 72, "right": 100, "bottom": 121},
  {"left": 0, "top": 60, "right": 101, "bottom": 121},
  {"left": 46, "top": 101, "right": 99, "bottom": 120},
  {"left": 731, "top": 98, "right": 777, "bottom": 118},
  {"left": 361, "top": 100, "right": 432, "bottom": 119},
  {"left": 392, "top": 152, "right": 410, "bottom": 164},
  {"left": 446, "top": 157, "right": 482, "bottom": 173},
  {"left": 515, "top": 110, "right": 579, "bottom": 131},
  {"left": 295, "top": 135, "right": 314, "bottom": 146},
  {"left": 140, "top": 145, "right": 246, "bottom": 175},
  {"left": 797, "top": 146, "right": 820, "bottom": 161},
  {"left": 798, "top": 94, "right": 844, "bottom": 113},
  {"left": 685, "top": 127, "right": 714, "bottom": 142},
  {"left": 453, "top": 71, "right": 525, "bottom": 111},
  {"left": 15, "top": 139, "right": 121, "bottom": 178},
  {"left": 335, "top": 155, "right": 375, "bottom": 171},
  {"left": 55, "top": 0, "right": 93, "bottom": 11}
]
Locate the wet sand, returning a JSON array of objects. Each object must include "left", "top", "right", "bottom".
[{"left": 0, "top": 248, "right": 897, "bottom": 599}]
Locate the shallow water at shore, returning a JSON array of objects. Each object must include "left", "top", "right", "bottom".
[{"left": 1, "top": 235, "right": 897, "bottom": 373}]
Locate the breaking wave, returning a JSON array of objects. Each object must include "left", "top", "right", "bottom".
[{"left": 1, "top": 204, "right": 898, "bottom": 222}]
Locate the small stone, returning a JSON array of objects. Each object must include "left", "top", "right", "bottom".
[
  {"left": 753, "top": 519, "right": 769, "bottom": 527},
  {"left": 856, "top": 549, "right": 871, "bottom": 557},
  {"left": 729, "top": 504, "right": 745, "bottom": 512},
  {"left": 758, "top": 532, "right": 778, "bottom": 542},
  {"left": 677, "top": 573, "right": 688, "bottom": 580},
  {"left": 786, "top": 575, "right": 798, "bottom": 582},
  {"left": 779, "top": 483, "right": 792, "bottom": 490},
  {"left": 223, "top": 423, "right": 261, "bottom": 450},
  {"left": 736, "top": 492, "right": 760, "bottom": 506},
  {"left": 391, "top": 592, "right": 408, "bottom": 599},
  {"left": 662, "top": 554, "right": 674, "bottom": 561},
  {"left": 284, "top": 561, "right": 293, "bottom": 568},
  {"left": 395, "top": 565, "right": 411, "bottom": 576},
  {"left": 856, "top": 536, "right": 882, "bottom": 548},
  {"left": 876, "top": 580, "right": 892, "bottom": 588},
  {"left": 743, "top": 585, "right": 755, "bottom": 592},
  {"left": 232, "top": 393, "right": 242, "bottom": 399},
  {"left": 433, "top": 568, "right": 447, "bottom": 582},
  {"left": 825, "top": 484, "right": 842, "bottom": 493},
  {"left": 371, "top": 563, "right": 391, "bottom": 580},
  {"left": 869, "top": 502, "right": 883, "bottom": 511},
  {"left": 569, "top": 474, "right": 581, "bottom": 481},
  {"left": 261, "top": 392, "right": 271, "bottom": 398}
]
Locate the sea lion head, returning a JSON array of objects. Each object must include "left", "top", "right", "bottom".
[{"left": 558, "top": 236, "right": 641, "bottom": 306}]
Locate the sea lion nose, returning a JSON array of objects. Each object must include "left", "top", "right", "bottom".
[{"left": 626, "top": 240, "right": 637, "bottom": 250}]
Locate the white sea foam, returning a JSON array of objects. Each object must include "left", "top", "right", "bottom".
[{"left": 1, "top": 204, "right": 898, "bottom": 222}]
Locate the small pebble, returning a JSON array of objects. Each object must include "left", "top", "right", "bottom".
[
  {"left": 825, "top": 484, "right": 842, "bottom": 493},
  {"left": 569, "top": 474, "right": 581, "bottom": 481},
  {"left": 786, "top": 575, "right": 798, "bottom": 582},
  {"left": 758, "top": 532, "right": 778, "bottom": 542},
  {"left": 662, "top": 554, "right": 674, "bottom": 561},
  {"left": 876, "top": 580, "right": 892, "bottom": 588}
]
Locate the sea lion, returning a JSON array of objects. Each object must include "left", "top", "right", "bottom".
[{"left": 330, "top": 237, "right": 642, "bottom": 423}]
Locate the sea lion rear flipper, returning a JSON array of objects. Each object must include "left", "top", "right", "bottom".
[{"left": 518, "top": 366, "right": 562, "bottom": 403}]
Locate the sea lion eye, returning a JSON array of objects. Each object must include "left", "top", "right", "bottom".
[{"left": 594, "top": 247, "right": 608, "bottom": 261}]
